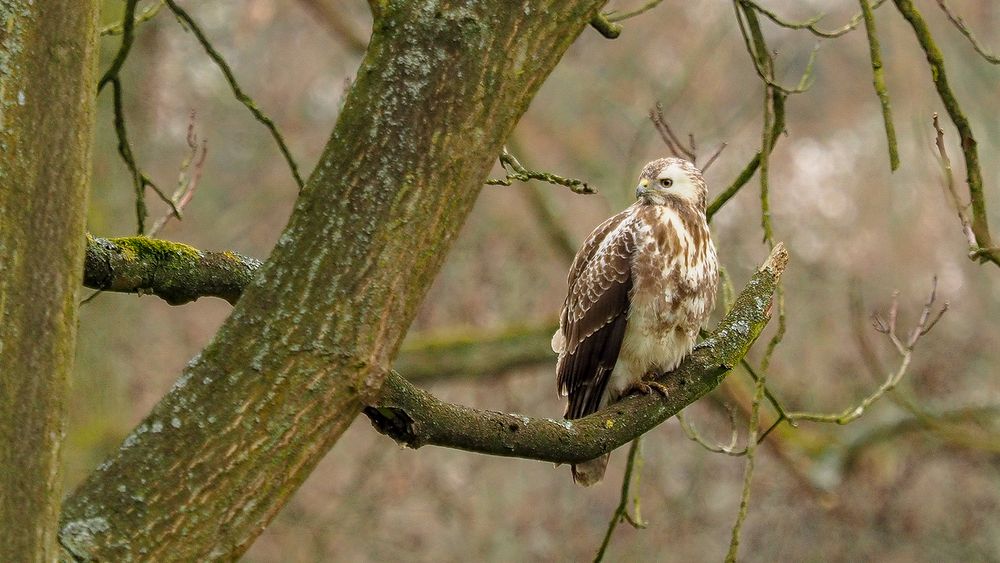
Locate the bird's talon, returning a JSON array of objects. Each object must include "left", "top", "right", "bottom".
[{"left": 647, "top": 381, "right": 670, "bottom": 398}]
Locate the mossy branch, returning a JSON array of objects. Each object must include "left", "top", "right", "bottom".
[
  {"left": 892, "top": 0, "right": 995, "bottom": 262},
  {"left": 83, "top": 235, "right": 261, "bottom": 305},
  {"left": 859, "top": 0, "right": 900, "bottom": 171},
  {"left": 363, "top": 244, "right": 788, "bottom": 463}
]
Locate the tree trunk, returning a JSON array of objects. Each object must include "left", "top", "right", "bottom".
[
  {"left": 59, "top": 2, "right": 606, "bottom": 559},
  {"left": 0, "top": 1, "right": 99, "bottom": 560}
]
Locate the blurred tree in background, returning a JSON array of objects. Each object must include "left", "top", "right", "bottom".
[{"left": 2, "top": 0, "right": 1000, "bottom": 561}]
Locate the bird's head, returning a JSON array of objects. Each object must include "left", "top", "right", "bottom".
[{"left": 634, "top": 157, "right": 707, "bottom": 209}]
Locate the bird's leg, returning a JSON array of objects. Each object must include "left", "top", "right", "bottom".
[{"left": 624, "top": 372, "right": 670, "bottom": 398}]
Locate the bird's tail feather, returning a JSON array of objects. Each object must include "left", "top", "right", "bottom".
[{"left": 571, "top": 454, "right": 610, "bottom": 486}]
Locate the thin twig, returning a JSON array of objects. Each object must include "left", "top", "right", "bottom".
[
  {"left": 735, "top": 1, "right": 820, "bottom": 95},
  {"left": 100, "top": 0, "right": 165, "bottom": 36},
  {"left": 649, "top": 104, "right": 726, "bottom": 170},
  {"left": 725, "top": 350, "right": 765, "bottom": 562},
  {"left": 744, "top": 0, "right": 888, "bottom": 39},
  {"left": 100, "top": 0, "right": 178, "bottom": 233},
  {"left": 109, "top": 77, "right": 147, "bottom": 235},
  {"left": 677, "top": 407, "right": 744, "bottom": 456},
  {"left": 935, "top": 0, "right": 1000, "bottom": 64},
  {"left": 650, "top": 103, "right": 695, "bottom": 161},
  {"left": 593, "top": 438, "right": 646, "bottom": 563},
  {"left": 164, "top": 0, "right": 305, "bottom": 191},
  {"left": 932, "top": 114, "right": 997, "bottom": 262},
  {"left": 486, "top": 147, "right": 595, "bottom": 194},
  {"left": 706, "top": 94, "right": 786, "bottom": 221},
  {"left": 98, "top": 0, "right": 140, "bottom": 93},
  {"left": 147, "top": 112, "right": 208, "bottom": 237},
  {"left": 786, "top": 278, "right": 948, "bottom": 425},
  {"left": 605, "top": 0, "right": 666, "bottom": 23},
  {"left": 859, "top": 0, "right": 900, "bottom": 171}
]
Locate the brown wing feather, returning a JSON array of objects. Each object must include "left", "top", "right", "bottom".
[{"left": 555, "top": 208, "right": 636, "bottom": 420}]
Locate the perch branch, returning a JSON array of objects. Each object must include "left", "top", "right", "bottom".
[{"left": 363, "top": 244, "right": 787, "bottom": 463}]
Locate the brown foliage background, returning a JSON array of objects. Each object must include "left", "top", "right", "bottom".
[{"left": 75, "top": 1, "right": 1000, "bottom": 560}]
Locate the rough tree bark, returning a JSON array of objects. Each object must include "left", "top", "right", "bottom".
[
  {"left": 59, "top": 2, "right": 608, "bottom": 560},
  {"left": 0, "top": 1, "right": 99, "bottom": 560}
]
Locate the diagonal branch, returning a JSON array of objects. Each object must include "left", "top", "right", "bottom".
[
  {"left": 363, "top": 244, "right": 788, "bottom": 463},
  {"left": 892, "top": 0, "right": 996, "bottom": 265}
]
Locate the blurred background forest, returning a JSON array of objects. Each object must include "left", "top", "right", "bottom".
[{"left": 75, "top": 0, "right": 1000, "bottom": 560}]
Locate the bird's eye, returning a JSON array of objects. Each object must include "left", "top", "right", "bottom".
[{"left": 659, "top": 178, "right": 673, "bottom": 188}]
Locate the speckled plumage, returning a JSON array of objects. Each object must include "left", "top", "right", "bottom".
[{"left": 552, "top": 158, "right": 719, "bottom": 486}]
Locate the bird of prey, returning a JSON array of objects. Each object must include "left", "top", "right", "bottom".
[{"left": 551, "top": 157, "right": 719, "bottom": 486}]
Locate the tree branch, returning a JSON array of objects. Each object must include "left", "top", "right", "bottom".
[
  {"left": 892, "top": 0, "right": 996, "bottom": 264},
  {"left": 83, "top": 235, "right": 261, "bottom": 305},
  {"left": 363, "top": 244, "right": 788, "bottom": 463}
]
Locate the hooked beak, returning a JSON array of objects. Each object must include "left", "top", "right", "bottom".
[{"left": 635, "top": 178, "right": 650, "bottom": 199}]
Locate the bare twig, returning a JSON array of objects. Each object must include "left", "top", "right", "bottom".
[
  {"left": 743, "top": 0, "right": 888, "bottom": 39},
  {"left": 650, "top": 103, "right": 695, "bottom": 161},
  {"left": 486, "top": 147, "right": 595, "bottom": 194},
  {"left": 892, "top": 0, "right": 997, "bottom": 266},
  {"left": 935, "top": 0, "right": 1000, "bottom": 64},
  {"left": 593, "top": 439, "right": 646, "bottom": 563},
  {"left": 163, "top": 0, "right": 305, "bottom": 191},
  {"left": 677, "top": 407, "right": 744, "bottom": 456},
  {"left": 605, "top": 0, "right": 666, "bottom": 23},
  {"left": 787, "top": 279, "right": 948, "bottom": 425},
  {"left": 932, "top": 114, "right": 997, "bottom": 262},
  {"left": 99, "top": 0, "right": 177, "bottom": 233},
  {"left": 147, "top": 112, "right": 208, "bottom": 237},
  {"left": 735, "top": 1, "right": 820, "bottom": 95},
  {"left": 649, "top": 103, "right": 727, "bottom": 171},
  {"left": 100, "top": 0, "right": 165, "bottom": 36},
  {"left": 726, "top": 349, "right": 766, "bottom": 562},
  {"left": 706, "top": 93, "right": 786, "bottom": 221}
]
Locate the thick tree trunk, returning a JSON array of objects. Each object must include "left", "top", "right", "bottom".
[
  {"left": 59, "top": 2, "right": 606, "bottom": 559},
  {"left": 0, "top": 1, "right": 99, "bottom": 560}
]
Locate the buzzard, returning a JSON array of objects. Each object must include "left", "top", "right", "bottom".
[{"left": 551, "top": 157, "right": 719, "bottom": 486}]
